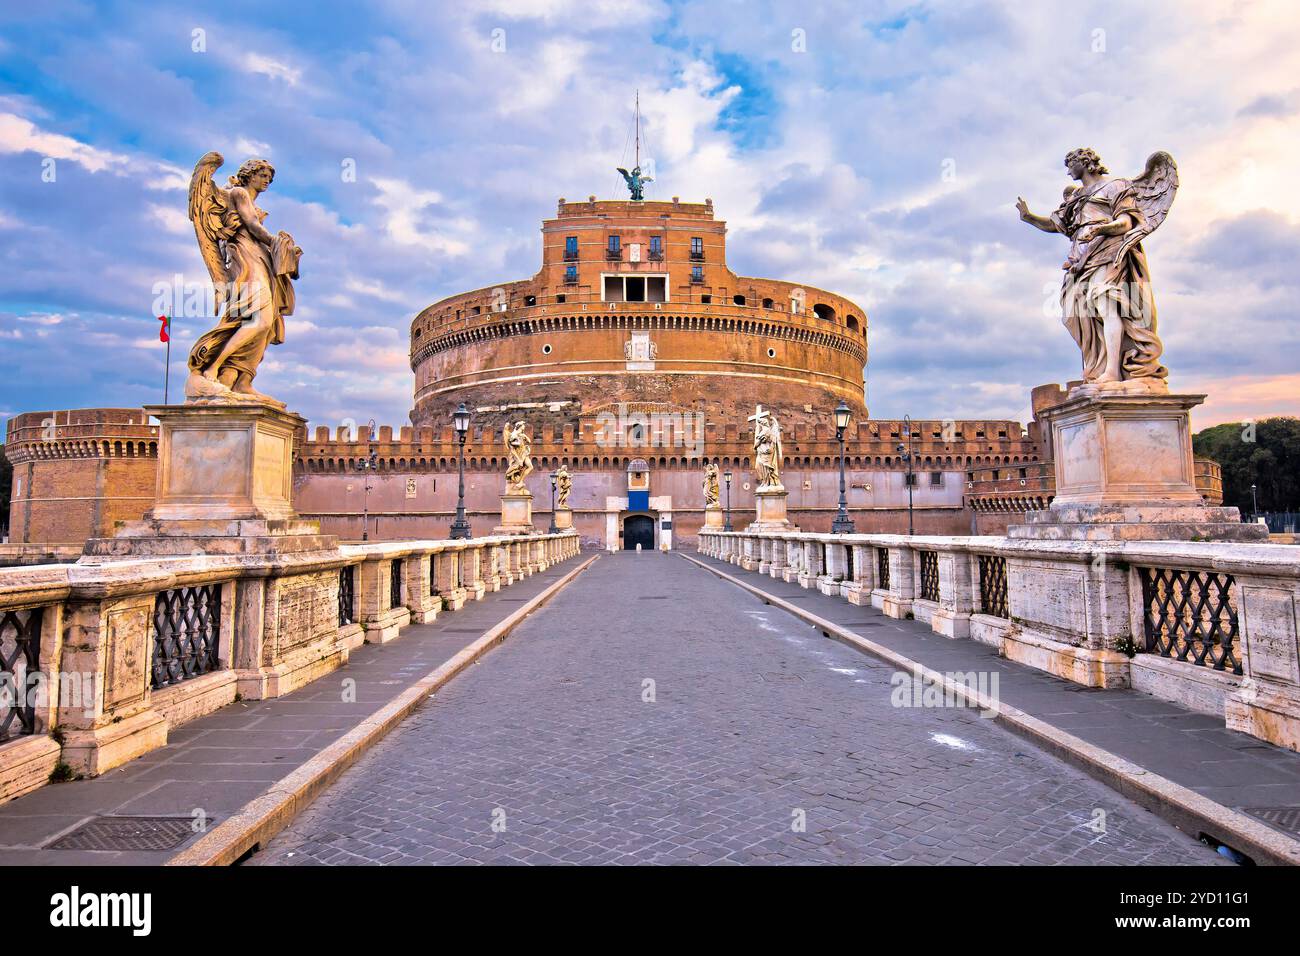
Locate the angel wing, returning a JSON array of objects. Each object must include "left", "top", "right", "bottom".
[
  {"left": 187, "top": 151, "right": 237, "bottom": 314},
  {"left": 616, "top": 167, "right": 632, "bottom": 184},
  {"left": 1115, "top": 151, "right": 1179, "bottom": 262}
]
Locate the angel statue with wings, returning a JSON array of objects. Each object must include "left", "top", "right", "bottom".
[
  {"left": 751, "top": 406, "right": 784, "bottom": 490},
  {"left": 504, "top": 421, "right": 533, "bottom": 490},
  {"left": 702, "top": 461, "right": 720, "bottom": 508},
  {"left": 555, "top": 465, "right": 573, "bottom": 508},
  {"left": 1016, "top": 148, "right": 1178, "bottom": 392},
  {"left": 184, "top": 152, "right": 302, "bottom": 406},
  {"left": 617, "top": 164, "right": 653, "bottom": 201}
]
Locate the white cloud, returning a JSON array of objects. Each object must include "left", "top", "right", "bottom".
[{"left": 241, "top": 52, "right": 303, "bottom": 86}]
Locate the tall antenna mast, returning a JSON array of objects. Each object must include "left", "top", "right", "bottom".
[{"left": 634, "top": 89, "right": 640, "bottom": 169}]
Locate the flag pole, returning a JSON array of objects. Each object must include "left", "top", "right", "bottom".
[{"left": 163, "top": 315, "right": 172, "bottom": 405}]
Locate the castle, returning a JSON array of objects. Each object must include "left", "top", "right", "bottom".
[{"left": 3, "top": 195, "right": 1221, "bottom": 552}]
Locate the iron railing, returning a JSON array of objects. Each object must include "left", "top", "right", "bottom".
[
  {"left": 151, "top": 585, "right": 221, "bottom": 690},
  {"left": 1140, "top": 567, "right": 1241, "bottom": 674},
  {"left": 919, "top": 551, "right": 939, "bottom": 602},
  {"left": 0, "top": 607, "right": 44, "bottom": 740},
  {"left": 877, "top": 547, "right": 890, "bottom": 591},
  {"left": 1250, "top": 511, "right": 1298, "bottom": 534},
  {"left": 338, "top": 566, "right": 356, "bottom": 627},
  {"left": 389, "top": 558, "right": 402, "bottom": 610},
  {"left": 977, "top": 554, "right": 1009, "bottom": 618}
]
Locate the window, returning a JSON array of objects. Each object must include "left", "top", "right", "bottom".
[
  {"left": 556, "top": 294, "right": 566, "bottom": 303},
  {"left": 606, "top": 235, "right": 621, "bottom": 259},
  {"left": 762, "top": 297, "right": 774, "bottom": 309},
  {"left": 603, "top": 274, "right": 667, "bottom": 303},
  {"left": 690, "top": 236, "right": 704, "bottom": 260},
  {"left": 564, "top": 235, "right": 578, "bottom": 260},
  {"left": 524, "top": 295, "right": 536, "bottom": 307},
  {"left": 649, "top": 235, "right": 663, "bottom": 259},
  {"left": 564, "top": 265, "right": 578, "bottom": 284},
  {"left": 813, "top": 303, "right": 835, "bottom": 321},
  {"left": 691, "top": 265, "right": 703, "bottom": 283},
  {"left": 930, "top": 472, "right": 944, "bottom": 486},
  {"left": 471, "top": 305, "right": 481, "bottom": 315},
  {"left": 904, "top": 473, "right": 919, "bottom": 487},
  {"left": 733, "top": 294, "right": 746, "bottom": 306},
  {"left": 701, "top": 294, "right": 711, "bottom": 303}
]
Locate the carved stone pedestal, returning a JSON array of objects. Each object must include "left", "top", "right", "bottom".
[
  {"left": 703, "top": 505, "right": 724, "bottom": 529},
  {"left": 747, "top": 487, "right": 794, "bottom": 533},
  {"left": 1011, "top": 391, "right": 1266, "bottom": 543},
  {"left": 554, "top": 507, "right": 573, "bottom": 531},
  {"left": 494, "top": 489, "right": 536, "bottom": 535},
  {"left": 82, "top": 403, "right": 337, "bottom": 559}
]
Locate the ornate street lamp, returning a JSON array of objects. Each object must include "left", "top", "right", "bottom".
[
  {"left": 1251, "top": 483, "right": 1258, "bottom": 519},
  {"left": 449, "top": 403, "right": 472, "bottom": 539},
  {"left": 723, "top": 467, "right": 734, "bottom": 532},
  {"left": 548, "top": 471, "right": 559, "bottom": 533},
  {"left": 896, "top": 413, "right": 916, "bottom": 535},
  {"left": 831, "top": 400, "right": 855, "bottom": 534},
  {"left": 356, "top": 418, "right": 377, "bottom": 542}
]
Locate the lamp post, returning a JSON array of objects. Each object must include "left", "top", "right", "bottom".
[
  {"left": 449, "top": 403, "right": 472, "bottom": 539},
  {"left": 1251, "top": 483, "right": 1258, "bottom": 520},
  {"left": 723, "top": 468, "right": 734, "bottom": 532},
  {"left": 831, "top": 400, "right": 854, "bottom": 533},
  {"left": 896, "top": 413, "right": 916, "bottom": 536},
  {"left": 356, "top": 418, "right": 377, "bottom": 542},
  {"left": 548, "top": 471, "right": 559, "bottom": 533}
]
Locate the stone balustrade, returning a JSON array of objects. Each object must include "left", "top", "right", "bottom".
[
  {"left": 700, "top": 528, "right": 1300, "bottom": 754},
  {"left": 0, "top": 531, "right": 580, "bottom": 803}
]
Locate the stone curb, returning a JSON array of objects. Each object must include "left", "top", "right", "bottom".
[
  {"left": 167, "top": 553, "right": 600, "bottom": 866},
  {"left": 682, "top": 553, "right": 1300, "bottom": 867}
]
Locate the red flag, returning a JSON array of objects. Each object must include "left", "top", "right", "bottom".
[{"left": 158, "top": 315, "right": 170, "bottom": 343}]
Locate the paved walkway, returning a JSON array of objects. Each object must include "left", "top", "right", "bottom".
[
  {"left": 0, "top": 560, "right": 581, "bottom": 865},
  {"left": 690, "top": 553, "right": 1300, "bottom": 824},
  {"left": 251, "top": 552, "right": 1228, "bottom": 865}
]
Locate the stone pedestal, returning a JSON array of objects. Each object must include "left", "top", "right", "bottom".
[
  {"left": 1011, "top": 391, "right": 1266, "bottom": 542},
  {"left": 747, "top": 487, "right": 794, "bottom": 533},
  {"left": 554, "top": 507, "right": 573, "bottom": 531},
  {"left": 83, "top": 402, "right": 337, "bottom": 558},
  {"left": 494, "top": 489, "right": 536, "bottom": 535},
  {"left": 703, "top": 505, "right": 724, "bottom": 529}
]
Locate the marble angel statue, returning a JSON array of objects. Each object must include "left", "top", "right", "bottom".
[
  {"left": 703, "top": 461, "right": 720, "bottom": 507},
  {"left": 504, "top": 421, "right": 533, "bottom": 489},
  {"left": 185, "top": 151, "right": 301, "bottom": 405},
  {"left": 752, "top": 407, "right": 784, "bottom": 490},
  {"left": 1016, "top": 148, "right": 1178, "bottom": 392},
  {"left": 555, "top": 465, "right": 573, "bottom": 508}
]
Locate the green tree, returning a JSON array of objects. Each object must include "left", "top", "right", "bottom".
[{"left": 1193, "top": 417, "right": 1300, "bottom": 514}]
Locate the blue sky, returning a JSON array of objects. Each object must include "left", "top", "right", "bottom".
[{"left": 2, "top": 0, "right": 1297, "bottom": 435}]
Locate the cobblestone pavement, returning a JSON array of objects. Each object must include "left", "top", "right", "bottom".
[{"left": 251, "top": 552, "right": 1227, "bottom": 866}]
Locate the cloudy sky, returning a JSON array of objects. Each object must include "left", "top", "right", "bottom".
[{"left": 1, "top": 0, "right": 1297, "bottom": 435}]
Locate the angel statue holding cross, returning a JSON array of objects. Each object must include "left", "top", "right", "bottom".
[
  {"left": 750, "top": 406, "right": 784, "bottom": 491},
  {"left": 1016, "top": 148, "right": 1178, "bottom": 393}
]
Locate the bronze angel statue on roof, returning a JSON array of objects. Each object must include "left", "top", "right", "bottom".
[
  {"left": 617, "top": 164, "right": 653, "bottom": 201},
  {"left": 1016, "top": 148, "right": 1178, "bottom": 393},
  {"left": 184, "top": 151, "right": 302, "bottom": 406}
]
